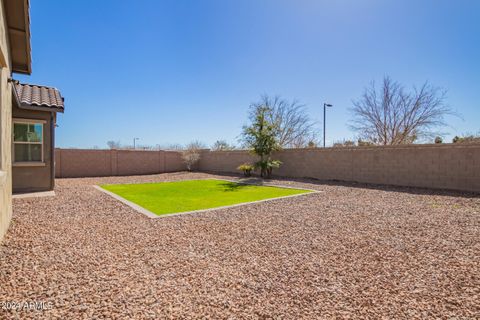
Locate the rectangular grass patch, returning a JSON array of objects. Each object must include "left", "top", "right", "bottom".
[{"left": 99, "top": 179, "right": 313, "bottom": 217}]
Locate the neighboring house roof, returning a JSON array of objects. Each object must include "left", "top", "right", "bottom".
[
  {"left": 4, "top": 0, "right": 32, "bottom": 74},
  {"left": 14, "top": 82, "right": 65, "bottom": 113}
]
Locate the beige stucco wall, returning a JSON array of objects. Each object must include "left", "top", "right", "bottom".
[
  {"left": 198, "top": 144, "right": 480, "bottom": 193},
  {"left": 11, "top": 104, "right": 54, "bottom": 192},
  {"left": 0, "top": 1, "right": 13, "bottom": 241}
]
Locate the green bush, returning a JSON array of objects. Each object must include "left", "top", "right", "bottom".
[
  {"left": 237, "top": 163, "right": 255, "bottom": 177},
  {"left": 254, "top": 160, "right": 282, "bottom": 178},
  {"left": 241, "top": 104, "right": 281, "bottom": 178}
]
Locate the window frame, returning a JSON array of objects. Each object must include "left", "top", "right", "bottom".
[{"left": 12, "top": 118, "right": 46, "bottom": 166}]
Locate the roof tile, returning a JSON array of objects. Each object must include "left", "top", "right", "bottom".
[{"left": 14, "top": 82, "right": 64, "bottom": 112}]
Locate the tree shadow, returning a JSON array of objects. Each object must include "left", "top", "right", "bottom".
[{"left": 218, "top": 181, "right": 250, "bottom": 192}]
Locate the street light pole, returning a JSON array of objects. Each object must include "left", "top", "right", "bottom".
[
  {"left": 133, "top": 137, "right": 139, "bottom": 149},
  {"left": 323, "top": 103, "right": 333, "bottom": 148}
]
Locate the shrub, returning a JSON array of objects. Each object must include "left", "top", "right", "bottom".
[
  {"left": 452, "top": 133, "right": 480, "bottom": 144},
  {"left": 434, "top": 136, "right": 443, "bottom": 144},
  {"left": 181, "top": 141, "right": 205, "bottom": 171},
  {"left": 254, "top": 159, "right": 282, "bottom": 178},
  {"left": 237, "top": 163, "right": 255, "bottom": 177}
]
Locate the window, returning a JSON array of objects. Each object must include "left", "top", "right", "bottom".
[{"left": 13, "top": 120, "right": 44, "bottom": 163}]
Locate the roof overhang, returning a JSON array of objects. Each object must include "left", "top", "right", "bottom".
[
  {"left": 4, "top": 0, "right": 31, "bottom": 74},
  {"left": 17, "top": 103, "right": 64, "bottom": 113}
]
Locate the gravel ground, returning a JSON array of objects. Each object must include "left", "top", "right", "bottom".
[{"left": 1, "top": 172, "right": 479, "bottom": 319}]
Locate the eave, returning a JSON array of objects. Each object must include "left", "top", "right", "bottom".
[{"left": 4, "top": 0, "right": 32, "bottom": 74}]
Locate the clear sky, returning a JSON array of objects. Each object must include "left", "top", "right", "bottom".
[{"left": 16, "top": 0, "right": 480, "bottom": 148}]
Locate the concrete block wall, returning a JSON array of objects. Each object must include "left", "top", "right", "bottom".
[
  {"left": 197, "top": 150, "right": 255, "bottom": 173},
  {"left": 198, "top": 144, "right": 480, "bottom": 193},
  {"left": 55, "top": 144, "right": 480, "bottom": 193},
  {"left": 55, "top": 149, "right": 187, "bottom": 178},
  {"left": 164, "top": 151, "right": 187, "bottom": 172}
]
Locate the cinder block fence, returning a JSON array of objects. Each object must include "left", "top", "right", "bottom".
[
  {"left": 55, "top": 144, "right": 480, "bottom": 193},
  {"left": 198, "top": 144, "right": 480, "bottom": 193},
  {"left": 55, "top": 149, "right": 186, "bottom": 178}
]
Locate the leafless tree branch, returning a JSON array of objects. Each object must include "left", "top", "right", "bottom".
[
  {"left": 252, "top": 95, "right": 318, "bottom": 148},
  {"left": 349, "top": 77, "right": 456, "bottom": 145}
]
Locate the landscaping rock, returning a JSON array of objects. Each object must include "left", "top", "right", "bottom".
[{"left": 0, "top": 172, "right": 479, "bottom": 319}]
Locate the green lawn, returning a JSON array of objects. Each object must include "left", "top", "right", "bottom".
[{"left": 101, "top": 179, "right": 311, "bottom": 216}]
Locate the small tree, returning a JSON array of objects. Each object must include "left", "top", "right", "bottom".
[
  {"left": 242, "top": 104, "right": 281, "bottom": 178},
  {"left": 181, "top": 141, "right": 204, "bottom": 171},
  {"left": 434, "top": 136, "right": 443, "bottom": 144}
]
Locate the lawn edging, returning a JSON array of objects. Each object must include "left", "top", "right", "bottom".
[
  {"left": 93, "top": 179, "right": 321, "bottom": 219},
  {"left": 93, "top": 185, "right": 159, "bottom": 218}
]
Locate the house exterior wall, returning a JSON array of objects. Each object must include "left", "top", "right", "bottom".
[
  {"left": 11, "top": 104, "right": 53, "bottom": 192},
  {"left": 0, "top": 1, "right": 14, "bottom": 241}
]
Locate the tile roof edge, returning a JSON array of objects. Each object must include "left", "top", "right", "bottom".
[
  {"left": 13, "top": 80, "right": 65, "bottom": 110},
  {"left": 15, "top": 81, "right": 61, "bottom": 91}
]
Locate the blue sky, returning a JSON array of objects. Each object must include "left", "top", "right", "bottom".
[{"left": 16, "top": 0, "right": 480, "bottom": 148}]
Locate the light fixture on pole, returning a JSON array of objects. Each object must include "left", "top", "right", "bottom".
[
  {"left": 323, "top": 103, "right": 333, "bottom": 147},
  {"left": 133, "top": 137, "right": 139, "bottom": 149}
]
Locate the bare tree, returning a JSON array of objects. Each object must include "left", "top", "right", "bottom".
[
  {"left": 211, "top": 140, "right": 235, "bottom": 151},
  {"left": 107, "top": 140, "right": 121, "bottom": 149},
  {"left": 250, "top": 95, "right": 318, "bottom": 148},
  {"left": 181, "top": 141, "right": 205, "bottom": 171},
  {"left": 350, "top": 77, "right": 455, "bottom": 145}
]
